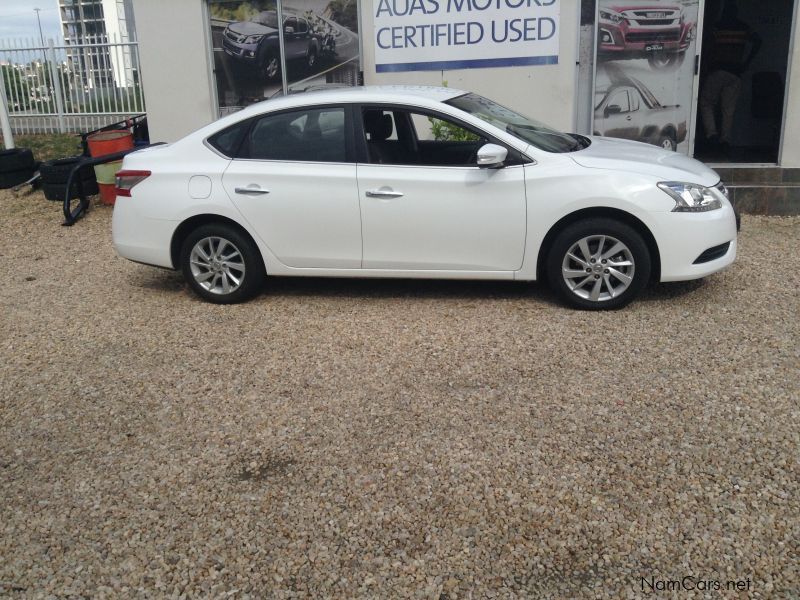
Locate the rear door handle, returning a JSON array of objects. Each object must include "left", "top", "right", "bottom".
[
  {"left": 235, "top": 186, "right": 270, "bottom": 195},
  {"left": 366, "top": 189, "right": 403, "bottom": 198}
]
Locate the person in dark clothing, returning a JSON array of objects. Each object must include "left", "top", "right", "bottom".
[{"left": 699, "top": 0, "right": 762, "bottom": 148}]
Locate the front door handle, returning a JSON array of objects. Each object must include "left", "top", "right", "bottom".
[
  {"left": 365, "top": 188, "right": 403, "bottom": 199},
  {"left": 235, "top": 186, "right": 270, "bottom": 196}
]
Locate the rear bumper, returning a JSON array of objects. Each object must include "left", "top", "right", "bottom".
[{"left": 112, "top": 197, "right": 177, "bottom": 269}]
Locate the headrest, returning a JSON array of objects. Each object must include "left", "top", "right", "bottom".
[{"left": 364, "top": 111, "right": 393, "bottom": 141}]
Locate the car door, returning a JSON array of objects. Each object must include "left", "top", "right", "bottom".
[
  {"left": 600, "top": 88, "right": 639, "bottom": 140},
  {"left": 221, "top": 105, "right": 362, "bottom": 269},
  {"left": 356, "top": 106, "right": 527, "bottom": 272},
  {"left": 283, "top": 17, "right": 302, "bottom": 59}
]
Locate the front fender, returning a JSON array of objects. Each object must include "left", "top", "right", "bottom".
[{"left": 518, "top": 164, "right": 668, "bottom": 279}]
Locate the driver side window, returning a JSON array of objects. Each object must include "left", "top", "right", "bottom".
[
  {"left": 607, "top": 90, "right": 631, "bottom": 113},
  {"left": 362, "top": 107, "right": 487, "bottom": 167}
]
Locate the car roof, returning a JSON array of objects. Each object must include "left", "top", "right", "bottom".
[
  {"left": 230, "top": 85, "right": 466, "bottom": 119},
  {"left": 186, "top": 84, "right": 535, "bottom": 153}
]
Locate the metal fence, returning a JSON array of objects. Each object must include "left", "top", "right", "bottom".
[{"left": 0, "top": 34, "right": 145, "bottom": 135}]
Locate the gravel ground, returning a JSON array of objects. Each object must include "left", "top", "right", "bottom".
[{"left": 1, "top": 189, "right": 798, "bottom": 599}]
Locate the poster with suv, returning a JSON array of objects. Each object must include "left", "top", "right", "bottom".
[
  {"left": 208, "top": 0, "right": 360, "bottom": 115},
  {"left": 593, "top": 0, "right": 699, "bottom": 154}
]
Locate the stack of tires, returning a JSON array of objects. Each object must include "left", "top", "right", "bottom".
[
  {"left": 0, "top": 148, "right": 37, "bottom": 189},
  {"left": 39, "top": 156, "right": 99, "bottom": 202}
]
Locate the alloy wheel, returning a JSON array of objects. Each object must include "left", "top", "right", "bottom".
[
  {"left": 265, "top": 56, "right": 279, "bottom": 79},
  {"left": 561, "top": 235, "right": 635, "bottom": 302},
  {"left": 189, "top": 236, "right": 246, "bottom": 295}
]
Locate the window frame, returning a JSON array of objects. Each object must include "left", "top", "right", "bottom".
[
  {"left": 353, "top": 103, "right": 532, "bottom": 168},
  {"left": 607, "top": 89, "right": 631, "bottom": 114},
  {"left": 205, "top": 104, "right": 357, "bottom": 164}
]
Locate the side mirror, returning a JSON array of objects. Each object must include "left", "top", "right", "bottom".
[
  {"left": 284, "top": 25, "right": 295, "bottom": 34},
  {"left": 605, "top": 104, "right": 622, "bottom": 117},
  {"left": 476, "top": 143, "right": 508, "bottom": 168}
]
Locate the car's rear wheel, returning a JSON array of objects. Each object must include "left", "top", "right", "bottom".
[
  {"left": 547, "top": 218, "right": 651, "bottom": 310},
  {"left": 180, "top": 223, "right": 265, "bottom": 304}
]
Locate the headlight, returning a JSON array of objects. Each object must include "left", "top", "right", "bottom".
[
  {"left": 658, "top": 182, "right": 723, "bottom": 212},
  {"left": 243, "top": 34, "right": 263, "bottom": 44},
  {"left": 599, "top": 10, "right": 623, "bottom": 23}
]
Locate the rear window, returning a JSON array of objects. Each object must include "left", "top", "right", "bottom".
[
  {"left": 207, "top": 120, "right": 250, "bottom": 157},
  {"left": 245, "top": 107, "right": 348, "bottom": 162}
]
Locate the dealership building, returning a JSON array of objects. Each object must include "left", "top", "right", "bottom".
[{"left": 130, "top": 0, "right": 799, "bottom": 213}]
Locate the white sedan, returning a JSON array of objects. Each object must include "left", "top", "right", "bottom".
[{"left": 112, "top": 86, "right": 737, "bottom": 309}]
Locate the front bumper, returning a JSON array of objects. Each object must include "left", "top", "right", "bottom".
[
  {"left": 222, "top": 37, "right": 259, "bottom": 60},
  {"left": 652, "top": 200, "right": 738, "bottom": 282},
  {"left": 598, "top": 21, "right": 693, "bottom": 54}
]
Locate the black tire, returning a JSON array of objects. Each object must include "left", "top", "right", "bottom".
[
  {"left": 180, "top": 223, "right": 265, "bottom": 304},
  {"left": 0, "top": 148, "right": 35, "bottom": 173},
  {"left": 546, "top": 218, "right": 651, "bottom": 310},
  {"left": 306, "top": 46, "right": 317, "bottom": 69},
  {"left": 647, "top": 51, "right": 685, "bottom": 72},
  {"left": 42, "top": 179, "right": 99, "bottom": 202},
  {"left": 0, "top": 166, "right": 35, "bottom": 189},
  {"left": 40, "top": 156, "right": 95, "bottom": 185},
  {"left": 656, "top": 134, "right": 677, "bottom": 151}
]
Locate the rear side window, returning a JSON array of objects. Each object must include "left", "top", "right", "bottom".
[
  {"left": 245, "top": 107, "right": 348, "bottom": 162},
  {"left": 207, "top": 120, "right": 250, "bottom": 157}
]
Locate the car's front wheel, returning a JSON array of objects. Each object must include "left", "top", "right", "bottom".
[
  {"left": 647, "top": 51, "right": 685, "bottom": 71},
  {"left": 547, "top": 218, "right": 651, "bottom": 310},
  {"left": 180, "top": 223, "right": 265, "bottom": 304},
  {"left": 261, "top": 50, "right": 280, "bottom": 81}
]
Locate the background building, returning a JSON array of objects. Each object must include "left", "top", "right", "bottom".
[{"left": 59, "top": 0, "right": 137, "bottom": 88}]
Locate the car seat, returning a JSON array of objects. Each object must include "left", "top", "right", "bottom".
[{"left": 364, "top": 110, "right": 402, "bottom": 164}]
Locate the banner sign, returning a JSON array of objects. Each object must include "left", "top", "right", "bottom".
[{"left": 373, "top": 0, "right": 560, "bottom": 72}]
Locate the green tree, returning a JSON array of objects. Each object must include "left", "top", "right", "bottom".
[
  {"left": 326, "top": 0, "right": 358, "bottom": 32},
  {"left": 429, "top": 117, "right": 480, "bottom": 142},
  {"left": 210, "top": 1, "right": 274, "bottom": 21},
  {"left": 1, "top": 65, "right": 31, "bottom": 110}
]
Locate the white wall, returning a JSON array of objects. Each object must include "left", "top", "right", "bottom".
[
  {"left": 780, "top": 0, "right": 800, "bottom": 168},
  {"left": 131, "top": 0, "right": 216, "bottom": 142},
  {"left": 360, "top": 2, "right": 581, "bottom": 132}
]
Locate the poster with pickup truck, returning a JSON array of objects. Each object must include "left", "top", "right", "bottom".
[
  {"left": 208, "top": 0, "right": 360, "bottom": 115},
  {"left": 593, "top": 0, "right": 699, "bottom": 154}
]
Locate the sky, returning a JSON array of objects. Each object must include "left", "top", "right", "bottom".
[{"left": 0, "top": 0, "right": 63, "bottom": 43}]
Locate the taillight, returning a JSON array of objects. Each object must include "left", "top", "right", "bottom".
[{"left": 115, "top": 170, "right": 151, "bottom": 197}]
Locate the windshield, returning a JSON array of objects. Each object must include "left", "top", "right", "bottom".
[
  {"left": 447, "top": 92, "right": 587, "bottom": 153},
  {"left": 253, "top": 11, "right": 279, "bottom": 28}
]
